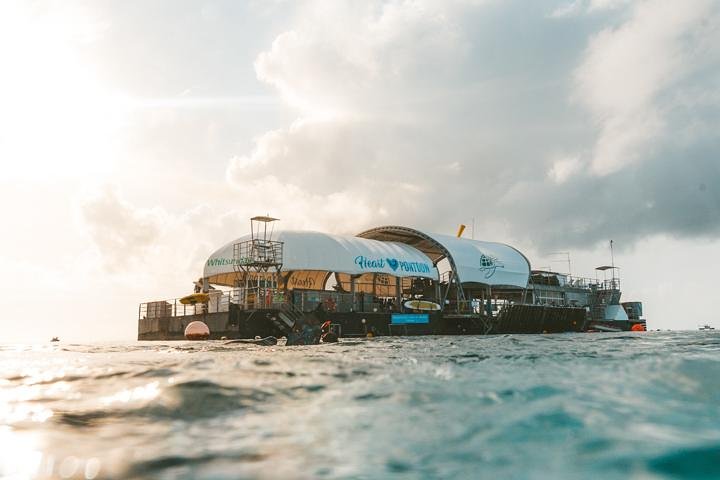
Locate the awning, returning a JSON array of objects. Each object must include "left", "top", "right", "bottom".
[
  {"left": 358, "top": 226, "right": 530, "bottom": 288},
  {"left": 203, "top": 230, "right": 438, "bottom": 287}
]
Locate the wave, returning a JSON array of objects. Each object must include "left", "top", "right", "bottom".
[{"left": 55, "top": 380, "right": 276, "bottom": 427}]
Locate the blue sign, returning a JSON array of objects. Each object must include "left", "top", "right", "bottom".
[
  {"left": 391, "top": 314, "right": 430, "bottom": 325},
  {"left": 354, "top": 255, "right": 431, "bottom": 274}
]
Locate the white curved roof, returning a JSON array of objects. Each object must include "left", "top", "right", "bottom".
[
  {"left": 203, "top": 230, "right": 438, "bottom": 286},
  {"left": 357, "top": 226, "right": 531, "bottom": 288},
  {"left": 427, "top": 232, "right": 530, "bottom": 288}
]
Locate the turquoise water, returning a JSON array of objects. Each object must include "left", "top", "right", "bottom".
[{"left": 1, "top": 332, "right": 719, "bottom": 479}]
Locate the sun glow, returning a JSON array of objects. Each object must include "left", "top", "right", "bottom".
[
  {"left": 0, "top": 427, "right": 44, "bottom": 479},
  {"left": 0, "top": 3, "right": 128, "bottom": 182}
]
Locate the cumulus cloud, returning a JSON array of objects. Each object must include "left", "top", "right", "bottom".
[
  {"left": 575, "top": 0, "right": 717, "bottom": 175},
  {"left": 78, "top": 180, "right": 381, "bottom": 280},
  {"left": 254, "top": 1, "right": 473, "bottom": 116},
  {"left": 550, "top": 0, "right": 631, "bottom": 18},
  {"left": 78, "top": 187, "right": 234, "bottom": 278},
  {"left": 225, "top": 0, "right": 720, "bottom": 251},
  {"left": 79, "top": 187, "right": 167, "bottom": 272},
  {"left": 226, "top": 175, "right": 384, "bottom": 233},
  {"left": 547, "top": 155, "right": 583, "bottom": 184}
]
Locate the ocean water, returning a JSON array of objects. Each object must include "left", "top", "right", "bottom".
[{"left": 1, "top": 332, "right": 720, "bottom": 480}]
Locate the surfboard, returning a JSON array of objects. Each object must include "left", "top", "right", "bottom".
[
  {"left": 403, "top": 300, "right": 441, "bottom": 311},
  {"left": 179, "top": 293, "right": 210, "bottom": 305}
]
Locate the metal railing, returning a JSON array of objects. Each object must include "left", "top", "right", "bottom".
[
  {"left": 233, "top": 239, "right": 283, "bottom": 267},
  {"left": 443, "top": 299, "right": 511, "bottom": 316},
  {"left": 290, "top": 290, "right": 401, "bottom": 313},
  {"left": 597, "top": 277, "right": 621, "bottom": 291},
  {"left": 138, "top": 293, "right": 232, "bottom": 320},
  {"left": 530, "top": 272, "right": 620, "bottom": 291},
  {"left": 139, "top": 288, "right": 415, "bottom": 320}
]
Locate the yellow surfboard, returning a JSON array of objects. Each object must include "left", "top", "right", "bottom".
[{"left": 179, "top": 293, "right": 210, "bottom": 305}]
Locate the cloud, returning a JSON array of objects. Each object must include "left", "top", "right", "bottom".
[
  {"left": 547, "top": 155, "right": 583, "bottom": 184},
  {"left": 78, "top": 187, "right": 231, "bottom": 276},
  {"left": 575, "top": 0, "right": 717, "bottom": 175},
  {"left": 78, "top": 187, "right": 166, "bottom": 272},
  {"left": 77, "top": 179, "right": 381, "bottom": 280},
  {"left": 3, "top": 0, "right": 719, "bottom": 339},
  {"left": 550, "top": 0, "right": 631, "bottom": 18},
  {"left": 254, "top": 1, "right": 474, "bottom": 116},
  {"left": 227, "top": 175, "right": 384, "bottom": 233},
  {"left": 224, "top": 0, "right": 720, "bottom": 252}
]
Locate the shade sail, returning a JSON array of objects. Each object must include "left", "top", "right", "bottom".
[
  {"left": 358, "top": 226, "right": 531, "bottom": 288},
  {"left": 428, "top": 233, "right": 530, "bottom": 288},
  {"left": 203, "top": 230, "right": 438, "bottom": 286}
]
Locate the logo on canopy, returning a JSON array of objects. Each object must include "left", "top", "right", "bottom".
[
  {"left": 354, "top": 255, "right": 430, "bottom": 274},
  {"left": 479, "top": 254, "right": 504, "bottom": 278}
]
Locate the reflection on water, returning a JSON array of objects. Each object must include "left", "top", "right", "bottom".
[{"left": 1, "top": 332, "right": 720, "bottom": 479}]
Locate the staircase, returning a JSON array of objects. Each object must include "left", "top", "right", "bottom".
[{"left": 272, "top": 305, "right": 304, "bottom": 336}]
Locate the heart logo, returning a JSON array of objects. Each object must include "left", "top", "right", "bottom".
[{"left": 386, "top": 258, "right": 399, "bottom": 271}]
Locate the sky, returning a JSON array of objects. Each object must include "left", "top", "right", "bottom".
[{"left": 0, "top": 0, "right": 718, "bottom": 341}]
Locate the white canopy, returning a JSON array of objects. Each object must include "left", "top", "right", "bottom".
[
  {"left": 204, "top": 230, "right": 438, "bottom": 286},
  {"left": 426, "top": 233, "right": 530, "bottom": 288},
  {"left": 357, "top": 226, "right": 531, "bottom": 289}
]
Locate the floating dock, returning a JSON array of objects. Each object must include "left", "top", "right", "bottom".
[{"left": 138, "top": 217, "right": 645, "bottom": 341}]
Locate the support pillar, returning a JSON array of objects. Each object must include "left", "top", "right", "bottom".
[
  {"left": 351, "top": 275, "right": 356, "bottom": 312},
  {"left": 396, "top": 276, "right": 402, "bottom": 311}
]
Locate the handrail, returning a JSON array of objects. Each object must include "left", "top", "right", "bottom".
[
  {"left": 139, "top": 287, "right": 416, "bottom": 319},
  {"left": 530, "top": 273, "right": 620, "bottom": 291},
  {"left": 138, "top": 292, "right": 232, "bottom": 320}
]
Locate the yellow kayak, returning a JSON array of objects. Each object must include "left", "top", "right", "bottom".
[{"left": 179, "top": 293, "right": 210, "bottom": 305}]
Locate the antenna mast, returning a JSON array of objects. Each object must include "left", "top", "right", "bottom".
[{"left": 546, "top": 252, "right": 572, "bottom": 276}]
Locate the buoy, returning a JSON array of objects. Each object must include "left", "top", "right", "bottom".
[
  {"left": 631, "top": 323, "right": 646, "bottom": 332},
  {"left": 185, "top": 321, "right": 210, "bottom": 340}
]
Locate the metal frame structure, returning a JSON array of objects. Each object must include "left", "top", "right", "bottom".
[
  {"left": 358, "top": 225, "right": 534, "bottom": 315},
  {"left": 232, "top": 216, "right": 284, "bottom": 309},
  {"left": 357, "top": 225, "right": 466, "bottom": 309}
]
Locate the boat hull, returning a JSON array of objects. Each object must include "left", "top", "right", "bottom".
[{"left": 138, "top": 304, "right": 591, "bottom": 340}]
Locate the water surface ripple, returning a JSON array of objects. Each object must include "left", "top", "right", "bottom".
[{"left": 1, "top": 332, "right": 719, "bottom": 479}]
